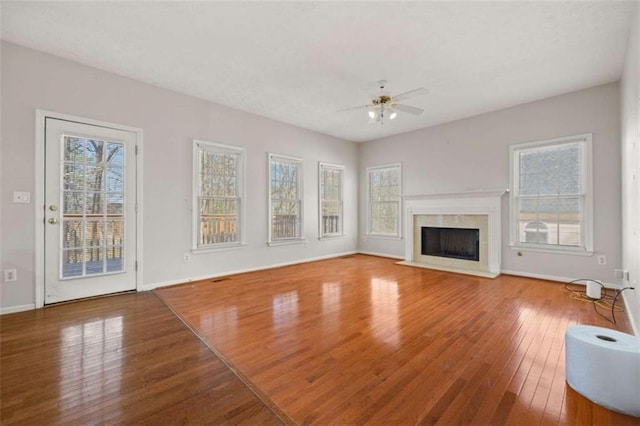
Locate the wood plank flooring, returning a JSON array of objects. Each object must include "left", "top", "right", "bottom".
[
  {"left": 1, "top": 255, "right": 637, "bottom": 424},
  {"left": 0, "top": 292, "right": 283, "bottom": 425},
  {"left": 156, "top": 254, "right": 638, "bottom": 425}
]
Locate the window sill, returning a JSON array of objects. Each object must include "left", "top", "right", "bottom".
[
  {"left": 319, "top": 234, "right": 346, "bottom": 240},
  {"left": 268, "top": 239, "right": 307, "bottom": 247},
  {"left": 365, "top": 234, "right": 403, "bottom": 241},
  {"left": 193, "top": 243, "right": 247, "bottom": 254},
  {"left": 509, "top": 244, "right": 593, "bottom": 257}
]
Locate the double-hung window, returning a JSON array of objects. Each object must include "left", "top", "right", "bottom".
[
  {"left": 510, "top": 134, "right": 593, "bottom": 254},
  {"left": 269, "top": 153, "right": 303, "bottom": 244},
  {"left": 367, "top": 163, "right": 402, "bottom": 238},
  {"left": 319, "top": 162, "right": 344, "bottom": 238},
  {"left": 193, "top": 140, "right": 245, "bottom": 250}
]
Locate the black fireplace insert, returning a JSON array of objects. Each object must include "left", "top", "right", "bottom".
[{"left": 421, "top": 227, "right": 480, "bottom": 261}]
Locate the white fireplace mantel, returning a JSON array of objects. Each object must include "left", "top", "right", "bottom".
[
  {"left": 403, "top": 189, "right": 508, "bottom": 201},
  {"left": 401, "top": 189, "right": 508, "bottom": 277}
]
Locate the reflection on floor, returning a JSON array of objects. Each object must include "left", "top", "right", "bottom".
[
  {"left": 1, "top": 254, "right": 636, "bottom": 424},
  {"left": 0, "top": 292, "right": 283, "bottom": 425},
  {"left": 157, "top": 254, "right": 636, "bottom": 425}
]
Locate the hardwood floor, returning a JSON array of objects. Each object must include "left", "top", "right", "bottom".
[
  {"left": 156, "top": 254, "right": 637, "bottom": 425},
  {"left": 1, "top": 255, "right": 636, "bottom": 425},
  {"left": 0, "top": 292, "right": 282, "bottom": 425}
]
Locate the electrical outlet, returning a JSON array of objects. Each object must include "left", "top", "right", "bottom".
[
  {"left": 614, "top": 269, "right": 628, "bottom": 279},
  {"left": 596, "top": 255, "right": 607, "bottom": 265},
  {"left": 4, "top": 269, "right": 17, "bottom": 282},
  {"left": 183, "top": 253, "right": 191, "bottom": 263}
]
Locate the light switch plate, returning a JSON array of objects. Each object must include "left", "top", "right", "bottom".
[{"left": 13, "top": 192, "right": 31, "bottom": 203}]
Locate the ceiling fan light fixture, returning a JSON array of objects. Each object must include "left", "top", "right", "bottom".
[{"left": 341, "top": 81, "right": 426, "bottom": 126}]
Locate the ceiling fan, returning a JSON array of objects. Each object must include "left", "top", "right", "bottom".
[{"left": 343, "top": 80, "right": 427, "bottom": 125}]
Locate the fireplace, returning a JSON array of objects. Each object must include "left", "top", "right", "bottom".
[
  {"left": 421, "top": 227, "right": 480, "bottom": 261},
  {"left": 399, "top": 190, "right": 506, "bottom": 278}
]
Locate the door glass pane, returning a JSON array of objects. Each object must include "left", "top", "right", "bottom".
[
  {"left": 85, "top": 193, "right": 104, "bottom": 215},
  {"left": 64, "top": 164, "right": 85, "bottom": 190},
  {"left": 85, "top": 166, "right": 104, "bottom": 191},
  {"left": 85, "top": 139, "right": 103, "bottom": 166},
  {"left": 106, "top": 220, "right": 124, "bottom": 246},
  {"left": 64, "top": 137, "right": 84, "bottom": 162},
  {"left": 106, "top": 169, "right": 124, "bottom": 193},
  {"left": 63, "top": 220, "right": 83, "bottom": 249},
  {"left": 107, "top": 193, "right": 124, "bottom": 214},
  {"left": 84, "top": 248, "right": 105, "bottom": 275},
  {"left": 107, "top": 247, "right": 124, "bottom": 272},
  {"left": 61, "top": 136, "right": 126, "bottom": 278},
  {"left": 62, "top": 249, "right": 83, "bottom": 277},
  {"left": 84, "top": 220, "right": 105, "bottom": 247},
  {"left": 64, "top": 192, "right": 84, "bottom": 215}
]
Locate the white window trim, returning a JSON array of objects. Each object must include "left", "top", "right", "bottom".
[
  {"left": 192, "top": 139, "right": 246, "bottom": 252},
  {"left": 366, "top": 162, "right": 402, "bottom": 239},
  {"left": 268, "top": 152, "right": 305, "bottom": 246},
  {"left": 509, "top": 133, "right": 593, "bottom": 255},
  {"left": 318, "top": 162, "right": 345, "bottom": 239}
]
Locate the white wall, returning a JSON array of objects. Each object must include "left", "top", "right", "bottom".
[
  {"left": 2, "top": 38, "right": 635, "bottom": 330},
  {"left": 358, "top": 83, "right": 623, "bottom": 286},
  {"left": 0, "top": 42, "right": 358, "bottom": 312},
  {"left": 620, "top": 3, "right": 640, "bottom": 335}
]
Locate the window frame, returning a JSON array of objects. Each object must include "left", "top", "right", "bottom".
[
  {"left": 268, "top": 153, "right": 305, "bottom": 246},
  {"left": 509, "top": 133, "right": 593, "bottom": 255},
  {"left": 192, "top": 139, "right": 246, "bottom": 252},
  {"left": 366, "top": 163, "right": 402, "bottom": 239},
  {"left": 318, "top": 162, "right": 345, "bottom": 239}
]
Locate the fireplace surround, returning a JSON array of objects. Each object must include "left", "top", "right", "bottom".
[{"left": 398, "top": 190, "right": 506, "bottom": 278}]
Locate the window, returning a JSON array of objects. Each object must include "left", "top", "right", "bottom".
[
  {"left": 510, "top": 134, "right": 593, "bottom": 254},
  {"left": 193, "top": 140, "right": 245, "bottom": 250},
  {"left": 367, "top": 163, "right": 402, "bottom": 238},
  {"left": 269, "top": 153, "right": 303, "bottom": 244},
  {"left": 319, "top": 162, "right": 344, "bottom": 238}
]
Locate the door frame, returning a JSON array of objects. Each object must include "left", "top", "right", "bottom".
[{"left": 35, "top": 110, "right": 144, "bottom": 308}]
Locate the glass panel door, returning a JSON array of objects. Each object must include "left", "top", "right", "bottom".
[{"left": 45, "top": 118, "right": 137, "bottom": 304}]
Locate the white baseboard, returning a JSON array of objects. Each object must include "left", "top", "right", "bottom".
[
  {"left": 142, "top": 251, "right": 359, "bottom": 291},
  {"left": 500, "top": 269, "right": 621, "bottom": 289},
  {"left": 0, "top": 304, "right": 36, "bottom": 315},
  {"left": 620, "top": 291, "right": 639, "bottom": 336},
  {"left": 357, "top": 251, "right": 405, "bottom": 260}
]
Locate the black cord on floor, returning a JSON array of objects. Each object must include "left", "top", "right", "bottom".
[
  {"left": 611, "top": 287, "right": 635, "bottom": 324},
  {"left": 564, "top": 279, "right": 634, "bottom": 324}
]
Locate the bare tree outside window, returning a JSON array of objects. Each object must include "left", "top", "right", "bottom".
[
  {"left": 195, "top": 141, "right": 244, "bottom": 248},
  {"left": 367, "top": 164, "right": 401, "bottom": 237},
  {"left": 319, "top": 163, "right": 344, "bottom": 237},
  {"left": 270, "top": 155, "right": 303, "bottom": 241},
  {"left": 62, "top": 136, "right": 125, "bottom": 277}
]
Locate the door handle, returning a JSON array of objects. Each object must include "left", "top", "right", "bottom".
[
  {"left": 48, "top": 218, "right": 58, "bottom": 225},
  {"left": 49, "top": 205, "right": 58, "bottom": 211}
]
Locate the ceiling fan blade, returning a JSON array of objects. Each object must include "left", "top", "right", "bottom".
[
  {"left": 395, "top": 104, "right": 424, "bottom": 115},
  {"left": 338, "top": 104, "right": 371, "bottom": 112},
  {"left": 393, "top": 88, "right": 428, "bottom": 102}
]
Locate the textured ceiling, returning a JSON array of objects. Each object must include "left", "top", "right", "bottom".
[{"left": 1, "top": 1, "right": 636, "bottom": 142}]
